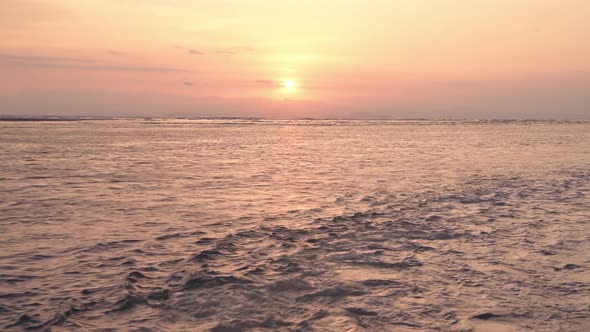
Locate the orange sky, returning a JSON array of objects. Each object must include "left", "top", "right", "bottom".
[{"left": 1, "top": 0, "right": 589, "bottom": 118}]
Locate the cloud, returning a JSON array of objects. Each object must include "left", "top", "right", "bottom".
[
  {"left": 0, "top": 53, "right": 97, "bottom": 63},
  {"left": 175, "top": 46, "right": 204, "bottom": 55},
  {"left": 6, "top": 62, "right": 187, "bottom": 72},
  {"left": 107, "top": 50, "right": 125, "bottom": 56},
  {"left": 174, "top": 46, "right": 253, "bottom": 56},
  {"left": 0, "top": 52, "right": 187, "bottom": 72},
  {"left": 183, "top": 81, "right": 193, "bottom": 86},
  {"left": 188, "top": 49, "right": 204, "bottom": 55}
]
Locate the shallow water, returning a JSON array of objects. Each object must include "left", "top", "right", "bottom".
[{"left": 0, "top": 119, "right": 589, "bottom": 331}]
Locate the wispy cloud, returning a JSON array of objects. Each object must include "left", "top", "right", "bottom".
[
  {"left": 106, "top": 50, "right": 125, "bottom": 56},
  {"left": 0, "top": 52, "right": 187, "bottom": 72},
  {"left": 173, "top": 46, "right": 253, "bottom": 56},
  {"left": 175, "top": 46, "right": 204, "bottom": 55},
  {"left": 188, "top": 49, "right": 203, "bottom": 55},
  {"left": 0, "top": 53, "right": 97, "bottom": 63},
  {"left": 255, "top": 79, "right": 275, "bottom": 85},
  {"left": 6, "top": 62, "right": 187, "bottom": 72}
]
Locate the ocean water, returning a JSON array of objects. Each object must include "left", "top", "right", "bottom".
[{"left": 0, "top": 119, "right": 589, "bottom": 331}]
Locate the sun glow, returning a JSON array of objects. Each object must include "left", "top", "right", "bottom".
[{"left": 281, "top": 79, "right": 297, "bottom": 93}]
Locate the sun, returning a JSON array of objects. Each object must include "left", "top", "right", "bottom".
[{"left": 281, "top": 79, "right": 297, "bottom": 93}]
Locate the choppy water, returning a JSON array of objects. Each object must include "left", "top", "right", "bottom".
[{"left": 0, "top": 119, "right": 589, "bottom": 331}]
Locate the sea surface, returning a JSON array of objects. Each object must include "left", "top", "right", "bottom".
[{"left": 0, "top": 119, "right": 589, "bottom": 331}]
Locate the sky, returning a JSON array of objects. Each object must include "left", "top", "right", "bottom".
[{"left": 1, "top": 0, "right": 589, "bottom": 119}]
